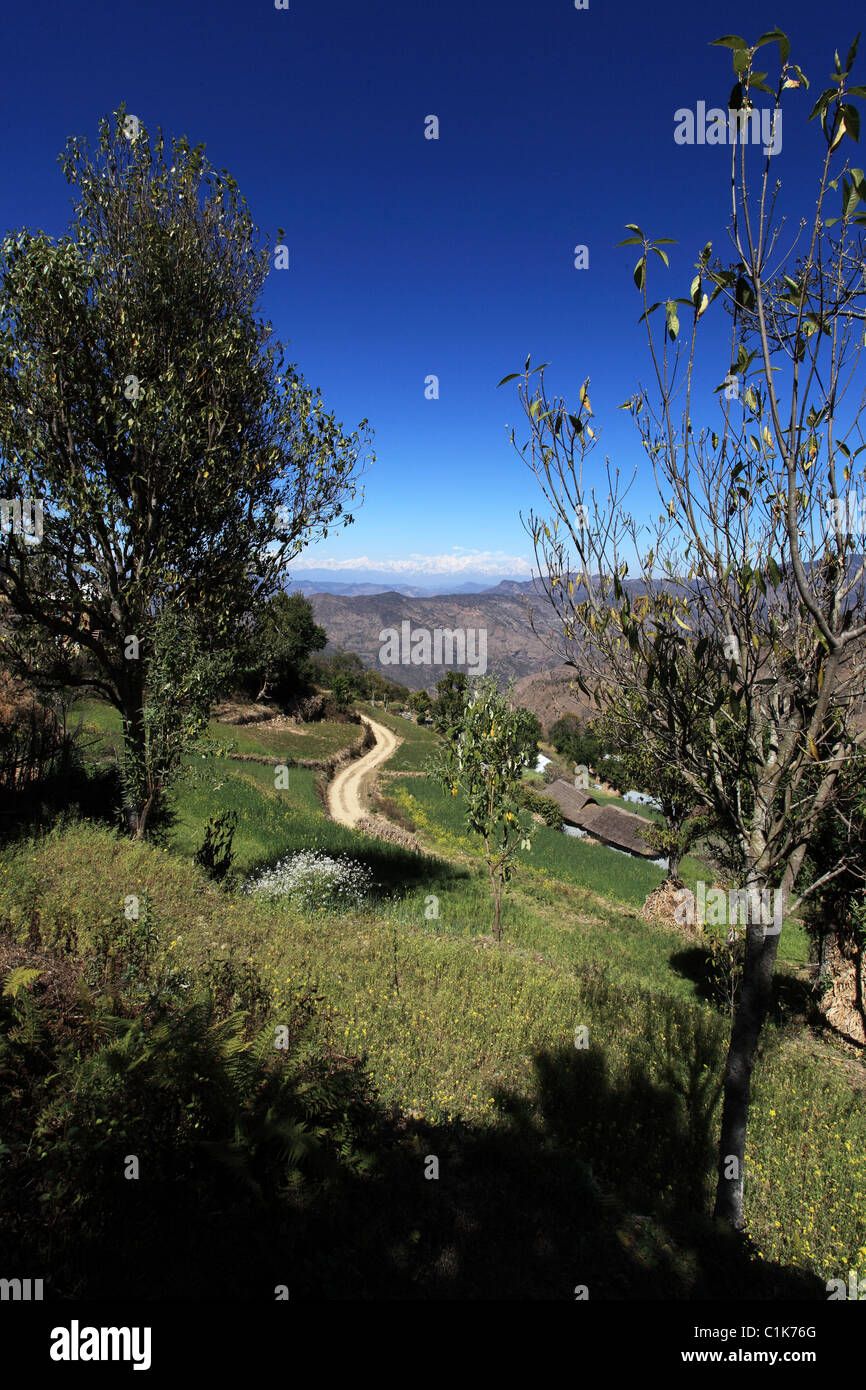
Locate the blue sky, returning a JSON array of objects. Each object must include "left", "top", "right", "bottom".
[{"left": 2, "top": 0, "right": 863, "bottom": 585}]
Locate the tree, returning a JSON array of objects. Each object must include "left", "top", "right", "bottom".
[
  {"left": 432, "top": 671, "right": 468, "bottom": 734},
  {"left": 121, "top": 607, "right": 231, "bottom": 833},
  {"left": 513, "top": 705, "right": 542, "bottom": 766},
  {"left": 408, "top": 689, "right": 432, "bottom": 721},
  {"left": 240, "top": 591, "right": 326, "bottom": 705},
  {"left": 0, "top": 109, "right": 372, "bottom": 836},
  {"left": 501, "top": 31, "right": 866, "bottom": 1230},
  {"left": 796, "top": 753, "right": 866, "bottom": 996},
  {"left": 594, "top": 692, "right": 701, "bottom": 883},
  {"left": 548, "top": 714, "right": 604, "bottom": 770},
  {"left": 307, "top": 648, "right": 367, "bottom": 695},
  {"left": 330, "top": 671, "right": 356, "bottom": 712},
  {"left": 427, "top": 676, "right": 535, "bottom": 940}
]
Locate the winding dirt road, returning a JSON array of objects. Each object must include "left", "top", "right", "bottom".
[{"left": 327, "top": 717, "right": 401, "bottom": 827}]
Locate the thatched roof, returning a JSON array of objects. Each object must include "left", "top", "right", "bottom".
[
  {"left": 575, "top": 802, "right": 655, "bottom": 857},
  {"left": 545, "top": 778, "right": 656, "bottom": 857},
  {"left": 545, "top": 780, "right": 598, "bottom": 823}
]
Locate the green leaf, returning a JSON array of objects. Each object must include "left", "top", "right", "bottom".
[
  {"left": 634, "top": 257, "right": 646, "bottom": 292},
  {"left": 845, "top": 34, "right": 860, "bottom": 72},
  {"left": 843, "top": 178, "right": 861, "bottom": 216},
  {"left": 733, "top": 48, "right": 750, "bottom": 76},
  {"left": 496, "top": 373, "right": 520, "bottom": 387},
  {"left": 711, "top": 34, "right": 748, "bottom": 50},
  {"left": 808, "top": 88, "right": 837, "bottom": 121},
  {"left": 756, "top": 28, "right": 791, "bottom": 63},
  {"left": 2, "top": 966, "right": 42, "bottom": 998},
  {"left": 841, "top": 103, "right": 860, "bottom": 141}
]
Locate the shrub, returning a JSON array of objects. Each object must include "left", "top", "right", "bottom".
[
  {"left": 243, "top": 850, "right": 376, "bottom": 912},
  {"left": 0, "top": 944, "right": 375, "bottom": 1297},
  {"left": 516, "top": 784, "right": 564, "bottom": 829},
  {"left": 193, "top": 809, "right": 238, "bottom": 887}
]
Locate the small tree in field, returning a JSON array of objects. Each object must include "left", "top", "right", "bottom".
[
  {"left": 432, "top": 670, "right": 468, "bottom": 734},
  {"left": 408, "top": 688, "right": 432, "bottom": 721},
  {"left": 427, "top": 676, "right": 534, "bottom": 940},
  {"left": 513, "top": 705, "right": 542, "bottom": 767},
  {"left": 0, "top": 108, "right": 371, "bottom": 837},
  {"left": 594, "top": 692, "right": 701, "bottom": 883},
  {"left": 502, "top": 30, "right": 866, "bottom": 1230},
  {"left": 240, "top": 591, "right": 326, "bottom": 706}
]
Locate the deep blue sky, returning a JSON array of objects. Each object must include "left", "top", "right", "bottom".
[{"left": 2, "top": 0, "right": 863, "bottom": 584}]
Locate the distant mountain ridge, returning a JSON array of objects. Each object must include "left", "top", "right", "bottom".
[
  {"left": 285, "top": 578, "right": 500, "bottom": 598},
  {"left": 282, "top": 569, "right": 532, "bottom": 598},
  {"left": 301, "top": 557, "right": 866, "bottom": 704}
]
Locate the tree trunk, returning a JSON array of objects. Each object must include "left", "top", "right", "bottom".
[
  {"left": 119, "top": 672, "right": 149, "bottom": 838},
  {"left": 817, "top": 919, "right": 833, "bottom": 986},
  {"left": 492, "top": 877, "right": 502, "bottom": 941},
  {"left": 485, "top": 840, "right": 502, "bottom": 940},
  {"left": 713, "top": 910, "right": 782, "bottom": 1228}
]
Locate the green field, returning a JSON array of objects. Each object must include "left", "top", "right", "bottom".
[{"left": 2, "top": 694, "right": 862, "bottom": 1296}]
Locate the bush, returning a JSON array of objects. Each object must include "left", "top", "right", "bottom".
[
  {"left": 193, "top": 809, "right": 238, "bottom": 887},
  {"left": 0, "top": 944, "right": 375, "bottom": 1297},
  {"left": 243, "top": 851, "right": 376, "bottom": 912},
  {"left": 515, "top": 784, "right": 564, "bottom": 829}
]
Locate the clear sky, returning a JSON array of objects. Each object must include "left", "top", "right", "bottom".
[{"left": 2, "top": 0, "right": 863, "bottom": 584}]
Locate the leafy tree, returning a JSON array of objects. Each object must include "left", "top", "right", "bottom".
[
  {"left": 796, "top": 754, "right": 866, "bottom": 993},
  {"left": 240, "top": 591, "right": 326, "bottom": 705},
  {"left": 548, "top": 714, "right": 604, "bottom": 770},
  {"left": 307, "top": 648, "right": 367, "bottom": 695},
  {"left": 595, "top": 693, "right": 701, "bottom": 883},
  {"left": 330, "top": 672, "right": 356, "bottom": 712},
  {"left": 408, "top": 689, "right": 432, "bottom": 721},
  {"left": 427, "top": 676, "right": 535, "bottom": 940},
  {"left": 432, "top": 670, "right": 468, "bottom": 734},
  {"left": 118, "top": 607, "right": 231, "bottom": 836},
  {"left": 0, "top": 109, "right": 372, "bottom": 836},
  {"left": 502, "top": 30, "right": 866, "bottom": 1229},
  {"left": 513, "top": 705, "right": 542, "bottom": 766}
]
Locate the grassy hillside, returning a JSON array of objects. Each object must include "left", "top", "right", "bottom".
[{"left": 1, "top": 695, "right": 863, "bottom": 1297}]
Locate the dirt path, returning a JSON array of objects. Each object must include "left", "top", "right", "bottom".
[{"left": 327, "top": 717, "right": 401, "bottom": 827}]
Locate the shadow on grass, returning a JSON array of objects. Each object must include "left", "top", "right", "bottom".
[
  {"left": 669, "top": 946, "right": 817, "bottom": 1030},
  {"left": 7, "top": 1029, "right": 823, "bottom": 1301},
  {"left": 0, "top": 765, "right": 122, "bottom": 846}
]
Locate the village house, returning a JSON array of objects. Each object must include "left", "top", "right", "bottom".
[{"left": 545, "top": 775, "right": 656, "bottom": 859}]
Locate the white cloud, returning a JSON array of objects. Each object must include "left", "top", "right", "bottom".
[{"left": 290, "top": 551, "right": 534, "bottom": 577}]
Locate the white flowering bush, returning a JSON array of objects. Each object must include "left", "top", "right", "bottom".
[{"left": 243, "top": 850, "right": 375, "bottom": 912}]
